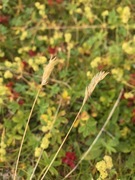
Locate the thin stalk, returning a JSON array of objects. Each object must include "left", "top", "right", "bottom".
[
  {"left": 14, "top": 57, "right": 59, "bottom": 179},
  {"left": 40, "top": 103, "right": 84, "bottom": 180},
  {"left": 30, "top": 100, "right": 62, "bottom": 180},
  {"left": 62, "top": 89, "right": 123, "bottom": 180},
  {"left": 13, "top": 87, "right": 41, "bottom": 180},
  {"left": 40, "top": 71, "right": 109, "bottom": 180}
]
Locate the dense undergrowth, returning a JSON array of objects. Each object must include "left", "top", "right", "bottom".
[{"left": 0, "top": 0, "right": 135, "bottom": 179}]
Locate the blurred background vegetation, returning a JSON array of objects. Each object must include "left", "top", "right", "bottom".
[{"left": 0, "top": 0, "right": 135, "bottom": 179}]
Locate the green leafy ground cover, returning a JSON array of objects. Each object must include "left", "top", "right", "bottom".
[{"left": 0, "top": 0, "right": 135, "bottom": 179}]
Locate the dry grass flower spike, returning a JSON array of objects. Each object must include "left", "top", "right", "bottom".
[
  {"left": 41, "top": 56, "right": 59, "bottom": 86},
  {"left": 83, "top": 71, "right": 109, "bottom": 105},
  {"left": 13, "top": 57, "right": 59, "bottom": 180},
  {"left": 40, "top": 71, "right": 109, "bottom": 180}
]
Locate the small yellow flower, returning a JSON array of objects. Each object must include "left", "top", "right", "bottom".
[
  {"left": 80, "top": 111, "right": 89, "bottom": 121},
  {"left": 90, "top": 57, "right": 101, "bottom": 68},
  {"left": 4, "top": 61, "right": 12, "bottom": 68},
  {"left": 73, "top": 119, "right": 80, "bottom": 128},
  {"left": 69, "top": 10, "right": 73, "bottom": 15},
  {"left": 62, "top": 90, "right": 69, "bottom": 100},
  {"left": 40, "top": 114, "right": 48, "bottom": 121},
  {"left": 99, "top": 96, "right": 106, "bottom": 102},
  {"left": 64, "top": 33, "right": 72, "bottom": 43},
  {"left": 28, "top": 58, "right": 33, "bottom": 66},
  {"left": 33, "top": 64, "right": 39, "bottom": 71},
  {"left": 39, "top": 10, "right": 45, "bottom": 17},
  {"left": 67, "top": 42, "right": 74, "bottom": 51},
  {"left": 35, "top": 56, "right": 47, "bottom": 64},
  {"left": 15, "top": 57, "right": 21, "bottom": 62},
  {"left": 96, "top": 155, "right": 113, "bottom": 179},
  {"left": 102, "top": 10, "right": 109, "bottom": 17},
  {"left": 50, "top": 37, "right": 54, "bottom": 45},
  {"left": 54, "top": 31, "right": 63, "bottom": 40},
  {"left": 32, "top": 46, "right": 37, "bottom": 51},
  {"left": 120, "top": 126, "right": 131, "bottom": 138},
  {"left": 84, "top": 6, "right": 93, "bottom": 19},
  {"left": 122, "top": 42, "right": 134, "bottom": 54},
  {"left": 91, "top": 112, "right": 97, "bottom": 117},
  {"left": 41, "top": 137, "right": 49, "bottom": 149},
  {"left": 4, "top": 70, "right": 13, "bottom": 79},
  {"left": 18, "top": 48, "right": 23, "bottom": 54},
  {"left": 117, "top": 6, "right": 123, "bottom": 14},
  {"left": 86, "top": 71, "right": 93, "bottom": 78},
  {"left": 96, "top": 160, "right": 106, "bottom": 171},
  {"left": 124, "top": 92, "right": 134, "bottom": 99},
  {"left": 35, "top": 2, "right": 40, "bottom": 8},
  {"left": 41, "top": 126, "right": 49, "bottom": 133},
  {"left": 0, "top": 148, "right": 6, "bottom": 155},
  {"left": 74, "top": 111, "right": 89, "bottom": 128},
  {"left": 104, "top": 155, "right": 113, "bottom": 169},
  {"left": 46, "top": 132, "right": 52, "bottom": 139},
  {"left": 38, "top": 35, "right": 47, "bottom": 41},
  {"left": 0, "top": 86, "right": 8, "bottom": 96},
  {"left": 76, "top": 8, "right": 82, "bottom": 14},
  {"left": 121, "top": 6, "right": 131, "bottom": 23},
  {"left": 100, "top": 170, "right": 108, "bottom": 179},
  {"left": 102, "top": 56, "right": 111, "bottom": 65},
  {"left": 20, "top": 31, "right": 28, "bottom": 41},
  {"left": 111, "top": 68, "right": 123, "bottom": 81},
  {"left": 23, "top": 46, "right": 30, "bottom": 52},
  {"left": 39, "top": 4, "right": 45, "bottom": 10},
  {"left": 34, "top": 147, "right": 42, "bottom": 157}
]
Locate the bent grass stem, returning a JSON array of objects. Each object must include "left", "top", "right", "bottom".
[
  {"left": 62, "top": 89, "right": 123, "bottom": 180},
  {"left": 40, "top": 104, "right": 84, "bottom": 180},
  {"left": 30, "top": 99, "right": 62, "bottom": 180},
  {"left": 40, "top": 71, "right": 108, "bottom": 180},
  {"left": 14, "top": 87, "right": 41, "bottom": 180}
]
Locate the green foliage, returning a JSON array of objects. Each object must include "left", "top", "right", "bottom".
[
  {"left": 0, "top": 0, "right": 135, "bottom": 179},
  {"left": 78, "top": 117, "right": 97, "bottom": 138}
]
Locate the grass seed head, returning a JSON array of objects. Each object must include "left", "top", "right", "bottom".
[
  {"left": 83, "top": 71, "right": 109, "bottom": 104},
  {"left": 41, "top": 57, "right": 59, "bottom": 86}
]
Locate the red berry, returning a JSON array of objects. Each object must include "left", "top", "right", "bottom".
[
  {"left": 48, "top": 46, "right": 57, "bottom": 55},
  {"left": 0, "top": 16, "right": 9, "bottom": 24},
  {"left": 56, "top": 0, "right": 63, "bottom": 3},
  {"left": 18, "top": 99, "right": 25, "bottom": 105},
  {"left": 28, "top": 50, "right": 37, "bottom": 57},
  {"left": 22, "top": 61, "right": 28, "bottom": 68},
  {"left": 6, "top": 82, "right": 14, "bottom": 88},
  {"left": 62, "top": 151, "right": 76, "bottom": 169},
  {"left": 48, "top": 0, "right": 53, "bottom": 5}
]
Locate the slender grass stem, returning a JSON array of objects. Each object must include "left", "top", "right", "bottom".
[
  {"left": 40, "top": 104, "right": 84, "bottom": 180},
  {"left": 13, "top": 87, "right": 41, "bottom": 180},
  {"left": 40, "top": 71, "right": 108, "bottom": 180},
  {"left": 62, "top": 89, "right": 123, "bottom": 180},
  {"left": 30, "top": 100, "right": 62, "bottom": 180},
  {"left": 14, "top": 57, "right": 59, "bottom": 179}
]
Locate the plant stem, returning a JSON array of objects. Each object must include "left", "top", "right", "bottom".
[
  {"left": 40, "top": 71, "right": 109, "bottom": 179},
  {"left": 62, "top": 89, "right": 123, "bottom": 180},
  {"left": 13, "top": 87, "right": 41, "bottom": 180},
  {"left": 30, "top": 100, "right": 62, "bottom": 180},
  {"left": 40, "top": 103, "right": 84, "bottom": 180}
]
